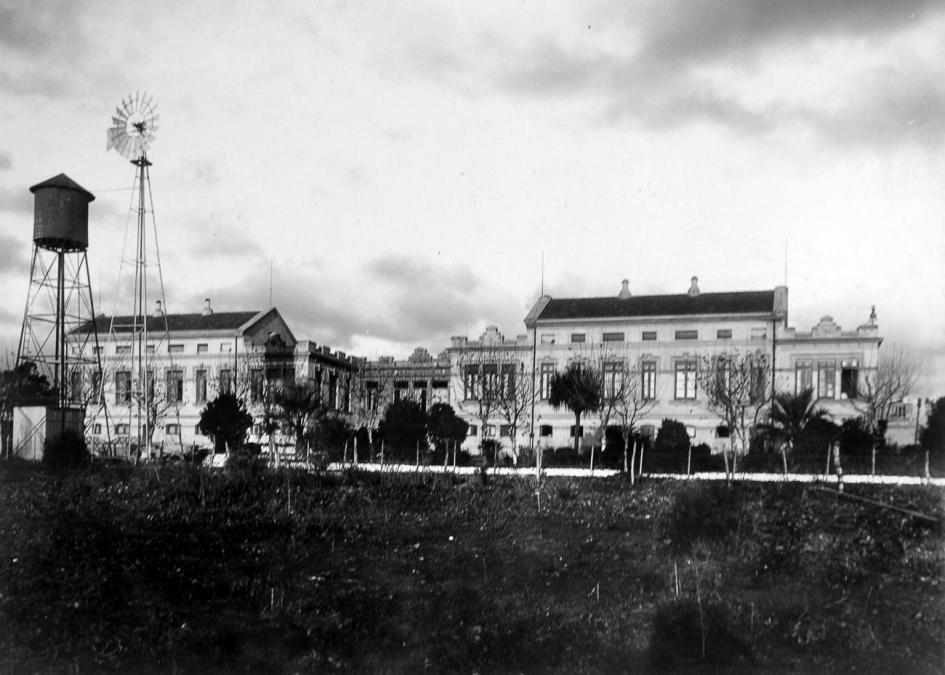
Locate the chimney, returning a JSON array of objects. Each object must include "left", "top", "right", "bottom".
[
  {"left": 153, "top": 299, "right": 164, "bottom": 316},
  {"left": 202, "top": 297, "right": 213, "bottom": 316},
  {"left": 618, "top": 279, "right": 631, "bottom": 299},
  {"left": 687, "top": 276, "right": 700, "bottom": 296}
]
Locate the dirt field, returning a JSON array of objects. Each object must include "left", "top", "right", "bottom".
[{"left": 0, "top": 462, "right": 942, "bottom": 673}]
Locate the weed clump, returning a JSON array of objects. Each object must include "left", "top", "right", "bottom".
[
  {"left": 42, "top": 430, "right": 90, "bottom": 469},
  {"left": 663, "top": 483, "right": 757, "bottom": 552},
  {"left": 647, "top": 598, "right": 751, "bottom": 670}
]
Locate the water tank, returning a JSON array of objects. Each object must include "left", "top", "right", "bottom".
[{"left": 29, "top": 173, "right": 95, "bottom": 252}]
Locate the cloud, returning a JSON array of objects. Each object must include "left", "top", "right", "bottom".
[
  {"left": 187, "top": 226, "right": 263, "bottom": 259},
  {"left": 0, "top": 233, "right": 28, "bottom": 276},
  {"left": 0, "top": 184, "right": 32, "bottom": 214},
  {"left": 0, "top": 152, "right": 11, "bottom": 171},
  {"left": 634, "top": 0, "right": 934, "bottom": 68}
]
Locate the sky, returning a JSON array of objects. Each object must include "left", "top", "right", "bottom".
[{"left": 1, "top": 0, "right": 944, "bottom": 395}]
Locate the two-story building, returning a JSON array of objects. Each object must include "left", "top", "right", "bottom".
[{"left": 446, "top": 277, "right": 882, "bottom": 458}]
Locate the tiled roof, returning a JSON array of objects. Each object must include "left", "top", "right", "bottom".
[
  {"left": 75, "top": 311, "right": 261, "bottom": 334},
  {"left": 537, "top": 291, "right": 775, "bottom": 321}
]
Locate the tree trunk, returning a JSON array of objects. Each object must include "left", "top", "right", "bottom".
[
  {"left": 342, "top": 440, "right": 348, "bottom": 465},
  {"left": 832, "top": 442, "right": 844, "bottom": 492},
  {"left": 623, "top": 435, "right": 629, "bottom": 474},
  {"left": 721, "top": 445, "right": 731, "bottom": 482},
  {"left": 354, "top": 436, "right": 358, "bottom": 466},
  {"left": 630, "top": 440, "right": 639, "bottom": 485},
  {"left": 870, "top": 442, "right": 876, "bottom": 476},
  {"left": 590, "top": 441, "right": 595, "bottom": 473},
  {"left": 416, "top": 440, "right": 420, "bottom": 468},
  {"left": 824, "top": 442, "right": 831, "bottom": 479},
  {"left": 638, "top": 439, "right": 646, "bottom": 478},
  {"left": 573, "top": 412, "right": 581, "bottom": 455},
  {"left": 687, "top": 444, "right": 692, "bottom": 476},
  {"left": 780, "top": 441, "right": 789, "bottom": 476},
  {"left": 924, "top": 448, "right": 930, "bottom": 480},
  {"left": 381, "top": 439, "right": 385, "bottom": 466}
]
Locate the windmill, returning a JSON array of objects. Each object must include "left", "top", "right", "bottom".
[{"left": 101, "top": 93, "right": 181, "bottom": 459}]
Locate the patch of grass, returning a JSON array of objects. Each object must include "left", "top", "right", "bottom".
[{"left": 0, "top": 464, "right": 942, "bottom": 673}]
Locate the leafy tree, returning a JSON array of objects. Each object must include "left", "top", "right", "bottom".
[
  {"left": 312, "top": 411, "right": 354, "bottom": 460},
  {"left": 549, "top": 361, "right": 601, "bottom": 456},
  {"left": 198, "top": 393, "right": 253, "bottom": 454},
  {"left": 427, "top": 402, "right": 468, "bottom": 456},
  {"left": 273, "top": 379, "right": 323, "bottom": 461},
  {"left": 654, "top": 419, "right": 690, "bottom": 454},
  {"left": 378, "top": 399, "right": 428, "bottom": 460},
  {"left": 758, "top": 388, "right": 831, "bottom": 474}
]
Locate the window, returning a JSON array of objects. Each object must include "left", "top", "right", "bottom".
[
  {"left": 840, "top": 360, "right": 859, "bottom": 400},
  {"left": 115, "top": 423, "right": 129, "bottom": 436},
  {"left": 751, "top": 362, "right": 767, "bottom": 403},
  {"left": 166, "top": 369, "right": 184, "bottom": 403},
  {"left": 891, "top": 403, "right": 908, "bottom": 420},
  {"left": 499, "top": 424, "right": 511, "bottom": 438},
  {"left": 716, "top": 329, "right": 732, "bottom": 339},
  {"left": 168, "top": 344, "right": 184, "bottom": 354},
  {"left": 146, "top": 344, "right": 155, "bottom": 354},
  {"left": 539, "top": 424, "right": 552, "bottom": 437},
  {"left": 146, "top": 369, "right": 155, "bottom": 401},
  {"left": 194, "top": 424, "right": 203, "bottom": 436},
  {"left": 220, "top": 342, "right": 232, "bottom": 352},
  {"left": 197, "top": 343, "right": 208, "bottom": 354},
  {"left": 252, "top": 424, "right": 262, "bottom": 436},
  {"left": 675, "top": 330, "right": 698, "bottom": 340},
  {"left": 540, "top": 333, "right": 555, "bottom": 344},
  {"left": 817, "top": 361, "right": 836, "bottom": 399},
  {"left": 463, "top": 366, "right": 479, "bottom": 400},
  {"left": 329, "top": 372, "right": 338, "bottom": 408},
  {"left": 365, "top": 382, "right": 379, "bottom": 411},
  {"left": 674, "top": 361, "right": 697, "bottom": 400},
  {"left": 250, "top": 368, "right": 264, "bottom": 402},
  {"left": 69, "top": 370, "right": 82, "bottom": 404},
  {"left": 482, "top": 364, "right": 498, "bottom": 398},
  {"left": 750, "top": 327, "right": 768, "bottom": 340},
  {"left": 116, "top": 345, "right": 131, "bottom": 355},
  {"left": 115, "top": 371, "right": 131, "bottom": 404},
  {"left": 165, "top": 423, "right": 180, "bottom": 435},
  {"left": 484, "top": 424, "right": 496, "bottom": 438},
  {"left": 602, "top": 332, "right": 625, "bottom": 342},
  {"left": 195, "top": 369, "right": 207, "bottom": 404},
  {"left": 795, "top": 360, "right": 813, "bottom": 394},
  {"left": 642, "top": 331, "right": 657, "bottom": 341},
  {"left": 570, "top": 424, "right": 583, "bottom": 438},
  {"left": 602, "top": 360, "right": 623, "bottom": 398},
  {"left": 219, "top": 369, "right": 233, "bottom": 395},
  {"left": 91, "top": 371, "right": 103, "bottom": 404},
  {"left": 467, "top": 425, "right": 478, "bottom": 437},
  {"left": 93, "top": 423, "right": 102, "bottom": 435},
  {"left": 715, "top": 425, "right": 730, "bottom": 438},
  {"left": 539, "top": 363, "right": 555, "bottom": 399},
  {"left": 501, "top": 364, "right": 516, "bottom": 398},
  {"left": 571, "top": 333, "right": 585, "bottom": 343},
  {"left": 641, "top": 361, "right": 656, "bottom": 400}
]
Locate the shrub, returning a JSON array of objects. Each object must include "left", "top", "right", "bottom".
[
  {"left": 654, "top": 419, "right": 690, "bottom": 454},
  {"left": 648, "top": 598, "right": 751, "bottom": 670},
  {"left": 43, "top": 429, "right": 90, "bottom": 469}
]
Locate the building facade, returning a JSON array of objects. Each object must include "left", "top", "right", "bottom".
[
  {"left": 73, "top": 301, "right": 355, "bottom": 456},
  {"left": 446, "top": 278, "right": 883, "bottom": 458}
]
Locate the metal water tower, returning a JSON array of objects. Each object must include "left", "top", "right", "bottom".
[{"left": 17, "top": 173, "right": 104, "bottom": 409}]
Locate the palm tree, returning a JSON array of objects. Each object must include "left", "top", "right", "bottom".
[
  {"left": 549, "top": 362, "right": 601, "bottom": 456},
  {"left": 759, "top": 388, "right": 831, "bottom": 474}
]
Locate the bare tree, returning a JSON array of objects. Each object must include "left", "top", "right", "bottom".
[
  {"left": 349, "top": 358, "right": 396, "bottom": 455},
  {"left": 613, "top": 360, "right": 658, "bottom": 482},
  {"left": 697, "top": 351, "right": 772, "bottom": 479},
  {"left": 854, "top": 344, "right": 921, "bottom": 472},
  {"left": 590, "top": 347, "right": 636, "bottom": 472},
  {"left": 454, "top": 345, "right": 521, "bottom": 466},
  {"left": 495, "top": 360, "right": 535, "bottom": 465}
]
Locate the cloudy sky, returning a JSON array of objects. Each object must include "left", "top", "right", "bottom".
[{"left": 1, "top": 1, "right": 944, "bottom": 394}]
